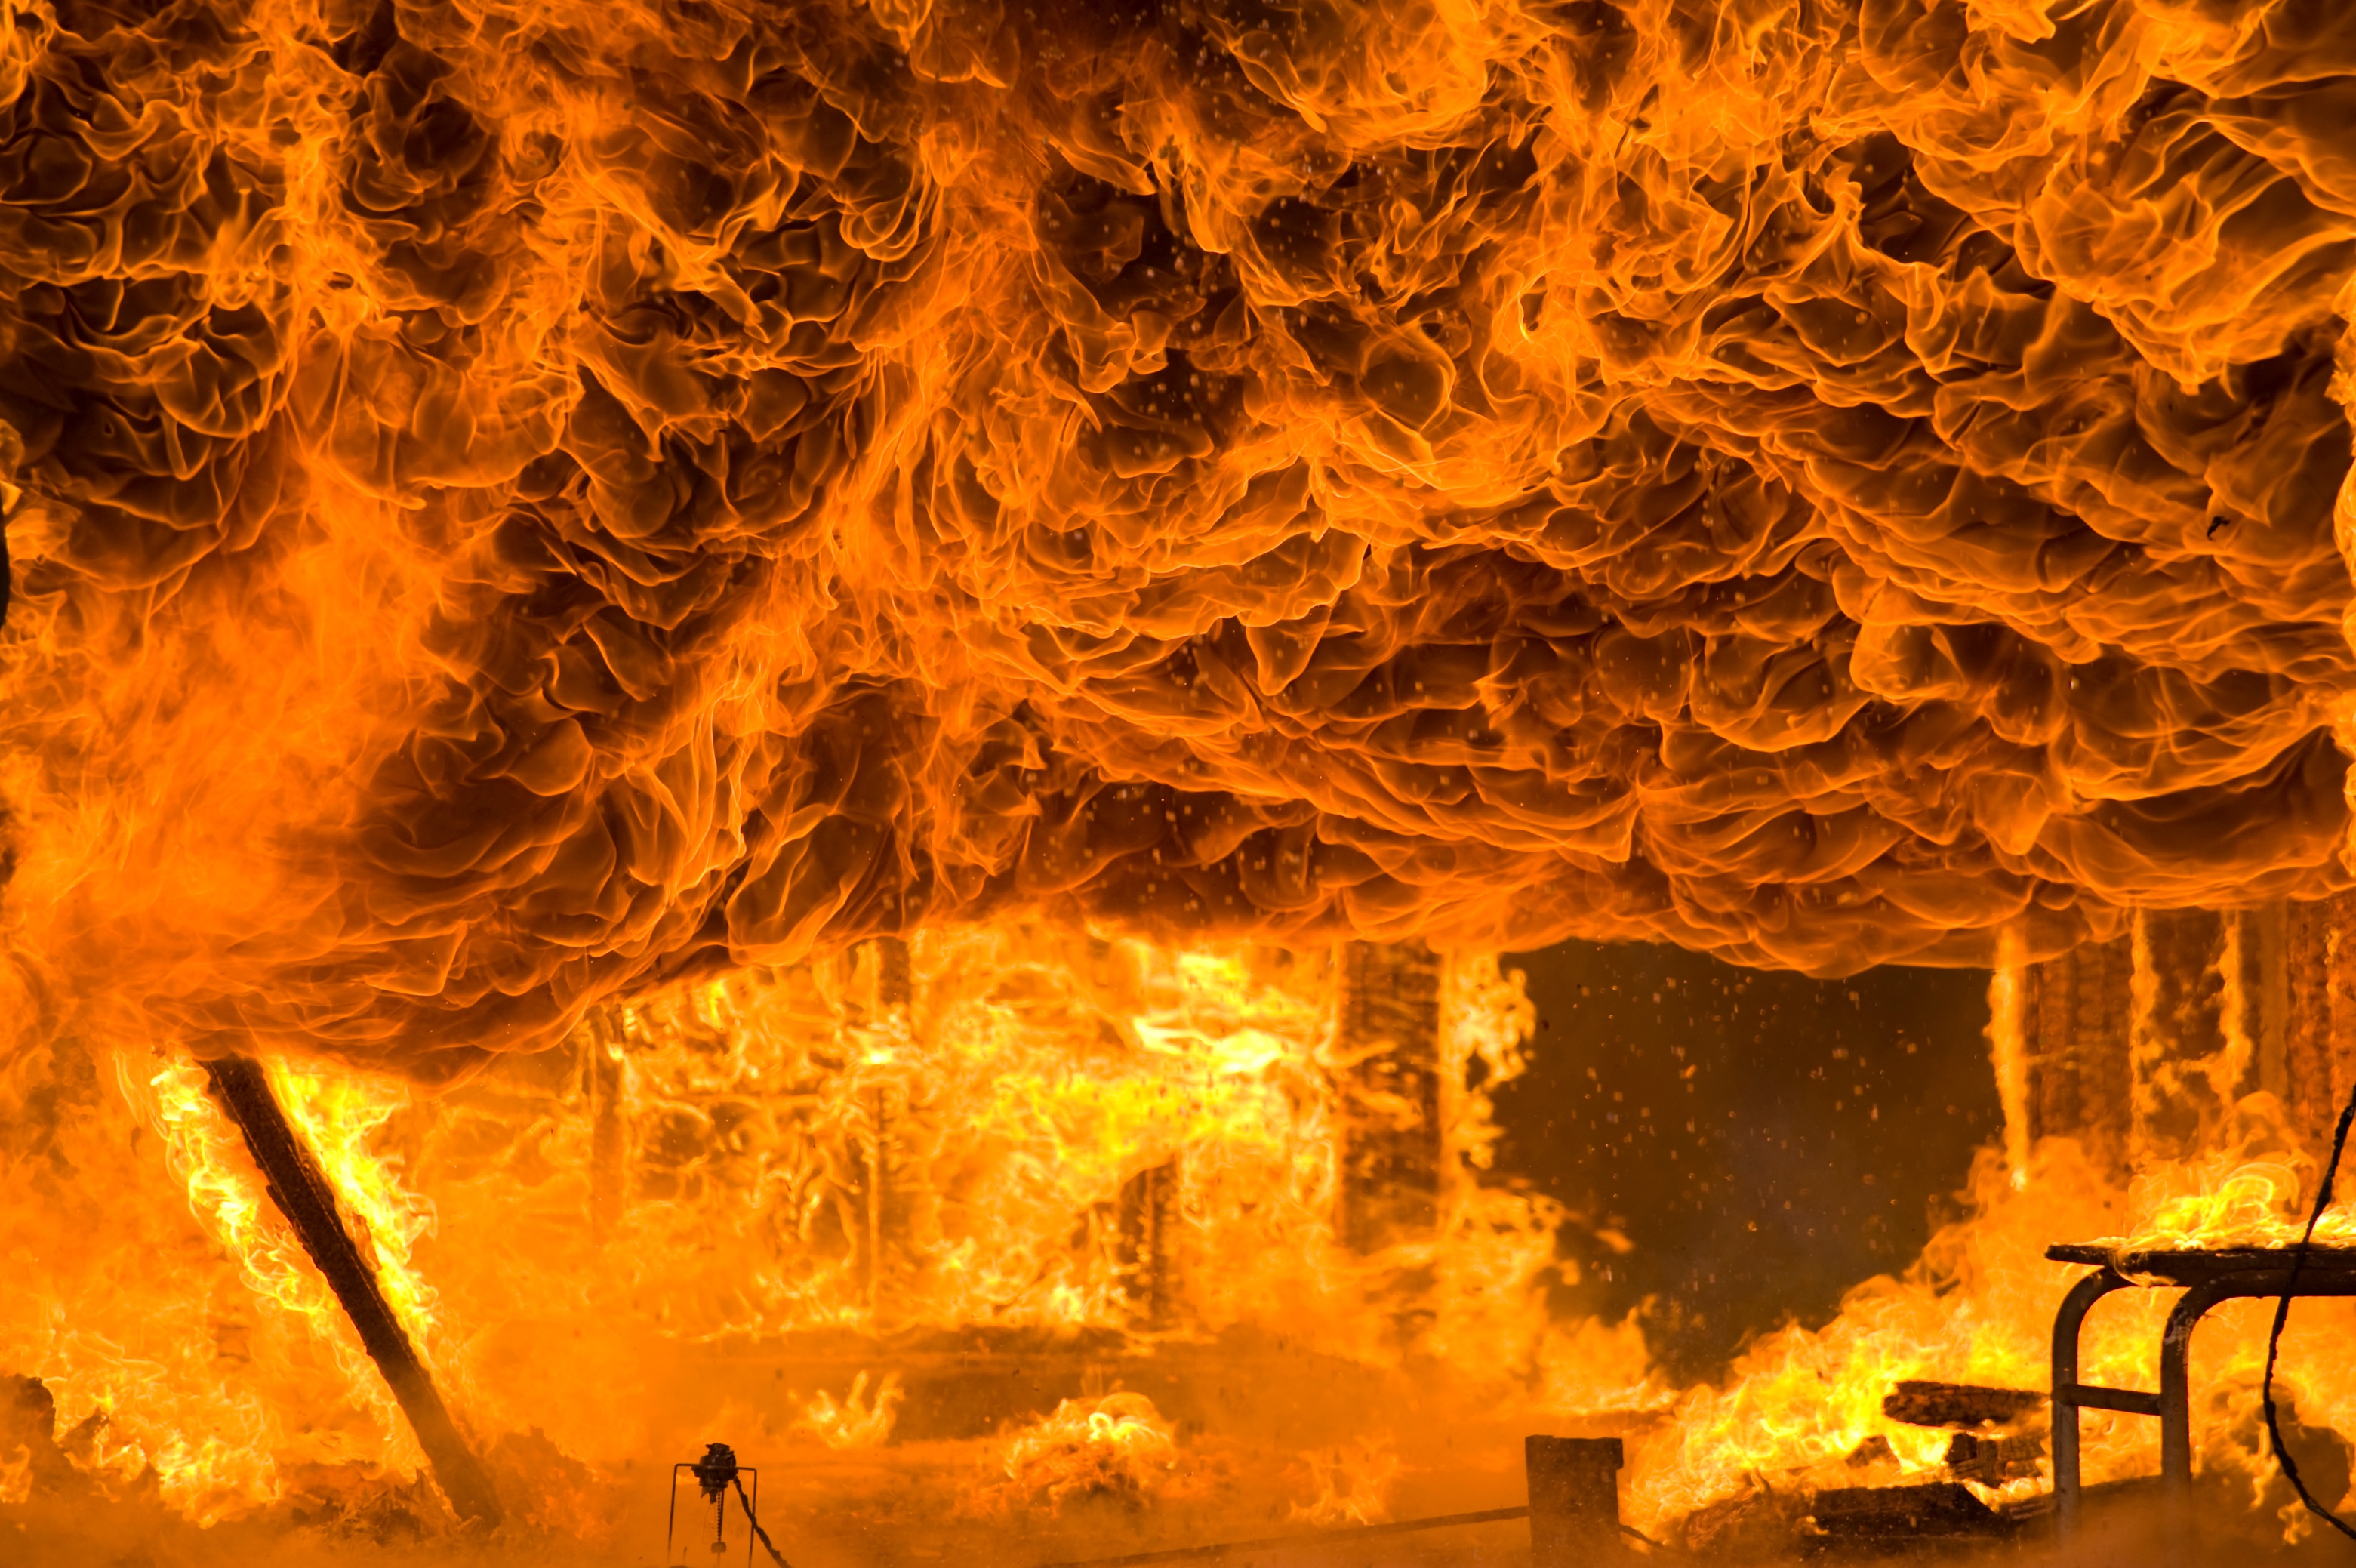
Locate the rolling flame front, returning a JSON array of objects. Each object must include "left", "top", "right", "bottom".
[{"left": 0, "top": 0, "right": 2351, "bottom": 1073}]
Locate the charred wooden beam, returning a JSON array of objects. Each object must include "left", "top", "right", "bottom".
[
  {"left": 1333, "top": 939, "right": 1443, "bottom": 1254},
  {"left": 584, "top": 1005, "right": 627, "bottom": 1245},
  {"left": 2025, "top": 934, "right": 2133, "bottom": 1178},
  {"left": 863, "top": 1083, "right": 898, "bottom": 1314},
  {"left": 1880, "top": 1380, "right": 2043, "bottom": 1430},
  {"left": 1809, "top": 1482, "right": 2014, "bottom": 1544},
  {"left": 2250, "top": 902, "right": 2290, "bottom": 1106},
  {"left": 873, "top": 934, "right": 913, "bottom": 1015},
  {"left": 2130, "top": 909, "right": 2232, "bottom": 1163},
  {"left": 1116, "top": 1157, "right": 1180, "bottom": 1328},
  {"left": 2286, "top": 894, "right": 2356, "bottom": 1160},
  {"left": 855, "top": 936, "right": 912, "bottom": 1317},
  {"left": 202, "top": 1054, "right": 503, "bottom": 1526},
  {"left": 1942, "top": 1430, "right": 2046, "bottom": 1487}
]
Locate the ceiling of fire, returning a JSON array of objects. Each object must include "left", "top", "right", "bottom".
[{"left": 0, "top": 0, "right": 2351, "bottom": 1077}]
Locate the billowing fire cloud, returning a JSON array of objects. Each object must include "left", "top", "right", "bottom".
[{"left": 1, "top": 0, "right": 2352, "bottom": 1074}]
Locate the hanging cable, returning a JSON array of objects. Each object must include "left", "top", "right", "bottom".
[
  {"left": 685, "top": 1443, "right": 793, "bottom": 1568},
  {"left": 732, "top": 1474, "right": 792, "bottom": 1568},
  {"left": 2262, "top": 1074, "right": 2356, "bottom": 1541}
]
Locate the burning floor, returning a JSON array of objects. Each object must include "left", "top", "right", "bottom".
[{"left": 9, "top": 920, "right": 2356, "bottom": 1566}]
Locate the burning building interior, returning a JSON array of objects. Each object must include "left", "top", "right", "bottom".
[{"left": 5, "top": 0, "right": 2356, "bottom": 1561}]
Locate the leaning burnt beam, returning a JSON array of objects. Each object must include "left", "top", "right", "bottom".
[{"left": 202, "top": 1053, "right": 504, "bottom": 1526}]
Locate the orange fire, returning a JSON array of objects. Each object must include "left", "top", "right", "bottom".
[
  {"left": 2, "top": 0, "right": 2355, "bottom": 1557},
  {"left": 1, "top": 0, "right": 2351, "bottom": 1077},
  {"left": 968, "top": 1393, "right": 1218, "bottom": 1517}
]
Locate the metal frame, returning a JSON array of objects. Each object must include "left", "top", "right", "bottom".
[
  {"left": 2047, "top": 1243, "right": 2356, "bottom": 1542},
  {"left": 667, "top": 1462, "right": 761, "bottom": 1568}
]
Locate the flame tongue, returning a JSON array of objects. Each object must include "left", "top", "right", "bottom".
[{"left": 0, "top": 0, "right": 2350, "bottom": 1070}]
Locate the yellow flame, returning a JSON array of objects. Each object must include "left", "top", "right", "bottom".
[
  {"left": 795, "top": 1372, "right": 904, "bottom": 1450},
  {"left": 968, "top": 1392, "right": 1213, "bottom": 1517},
  {"left": 1987, "top": 923, "right": 2032, "bottom": 1191},
  {"left": 1286, "top": 1434, "right": 1401, "bottom": 1528}
]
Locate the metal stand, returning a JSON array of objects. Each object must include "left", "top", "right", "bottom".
[
  {"left": 2048, "top": 1243, "right": 2356, "bottom": 1548},
  {"left": 668, "top": 1452, "right": 761, "bottom": 1568}
]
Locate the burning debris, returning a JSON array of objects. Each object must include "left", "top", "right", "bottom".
[{"left": 968, "top": 1394, "right": 1222, "bottom": 1519}]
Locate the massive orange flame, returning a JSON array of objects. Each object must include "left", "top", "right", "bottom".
[{"left": 1, "top": 0, "right": 2351, "bottom": 1079}]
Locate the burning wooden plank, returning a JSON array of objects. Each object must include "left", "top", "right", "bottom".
[
  {"left": 199, "top": 1055, "right": 503, "bottom": 1527},
  {"left": 1942, "top": 1431, "right": 2046, "bottom": 1488},
  {"left": 1332, "top": 940, "right": 1443, "bottom": 1255},
  {"left": 584, "top": 1003, "right": 628, "bottom": 1246},
  {"left": 2285, "top": 894, "right": 2356, "bottom": 1158},
  {"left": 856, "top": 936, "right": 913, "bottom": 1317},
  {"left": 1880, "top": 1380, "right": 2043, "bottom": 1431},
  {"left": 2025, "top": 933, "right": 2134, "bottom": 1178},
  {"left": 1116, "top": 1157, "right": 1179, "bottom": 1328},
  {"left": 1807, "top": 1482, "right": 2014, "bottom": 1546}
]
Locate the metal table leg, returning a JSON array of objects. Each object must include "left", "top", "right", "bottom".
[{"left": 2052, "top": 1265, "right": 2133, "bottom": 1539}]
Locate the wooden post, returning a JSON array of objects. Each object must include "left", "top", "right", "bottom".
[
  {"left": 1116, "top": 1157, "right": 1179, "bottom": 1327},
  {"left": 1526, "top": 1434, "right": 1624, "bottom": 1566},
  {"left": 2130, "top": 910, "right": 2232, "bottom": 1166},
  {"left": 202, "top": 1055, "right": 503, "bottom": 1526},
  {"left": 2286, "top": 899, "right": 2330, "bottom": 1152},
  {"left": 2025, "top": 934, "right": 2134, "bottom": 1178},
  {"left": 1333, "top": 940, "right": 1443, "bottom": 1254},
  {"left": 864, "top": 1084, "right": 892, "bottom": 1313},
  {"left": 858, "top": 936, "right": 911, "bottom": 1319},
  {"left": 2287, "top": 894, "right": 2356, "bottom": 1158},
  {"left": 584, "top": 1005, "right": 627, "bottom": 1245}
]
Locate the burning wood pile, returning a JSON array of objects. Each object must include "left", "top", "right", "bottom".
[{"left": 4, "top": 0, "right": 2356, "bottom": 1558}]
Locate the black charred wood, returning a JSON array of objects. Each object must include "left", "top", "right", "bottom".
[
  {"left": 1809, "top": 1482, "right": 2015, "bottom": 1543},
  {"left": 1334, "top": 940, "right": 1443, "bottom": 1253},
  {"left": 1943, "top": 1430, "right": 2046, "bottom": 1486},
  {"left": 1881, "top": 1380, "right": 2044, "bottom": 1430},
  {"left": 1116, "top": 1157, "right": 1179, "bottom": 1327},
  {"left": 2, "top": 1375, "right": 91, "bottom": 1499},
  {"left": 202, "top": 1055, "right": 503, "bottom": 1526}
]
